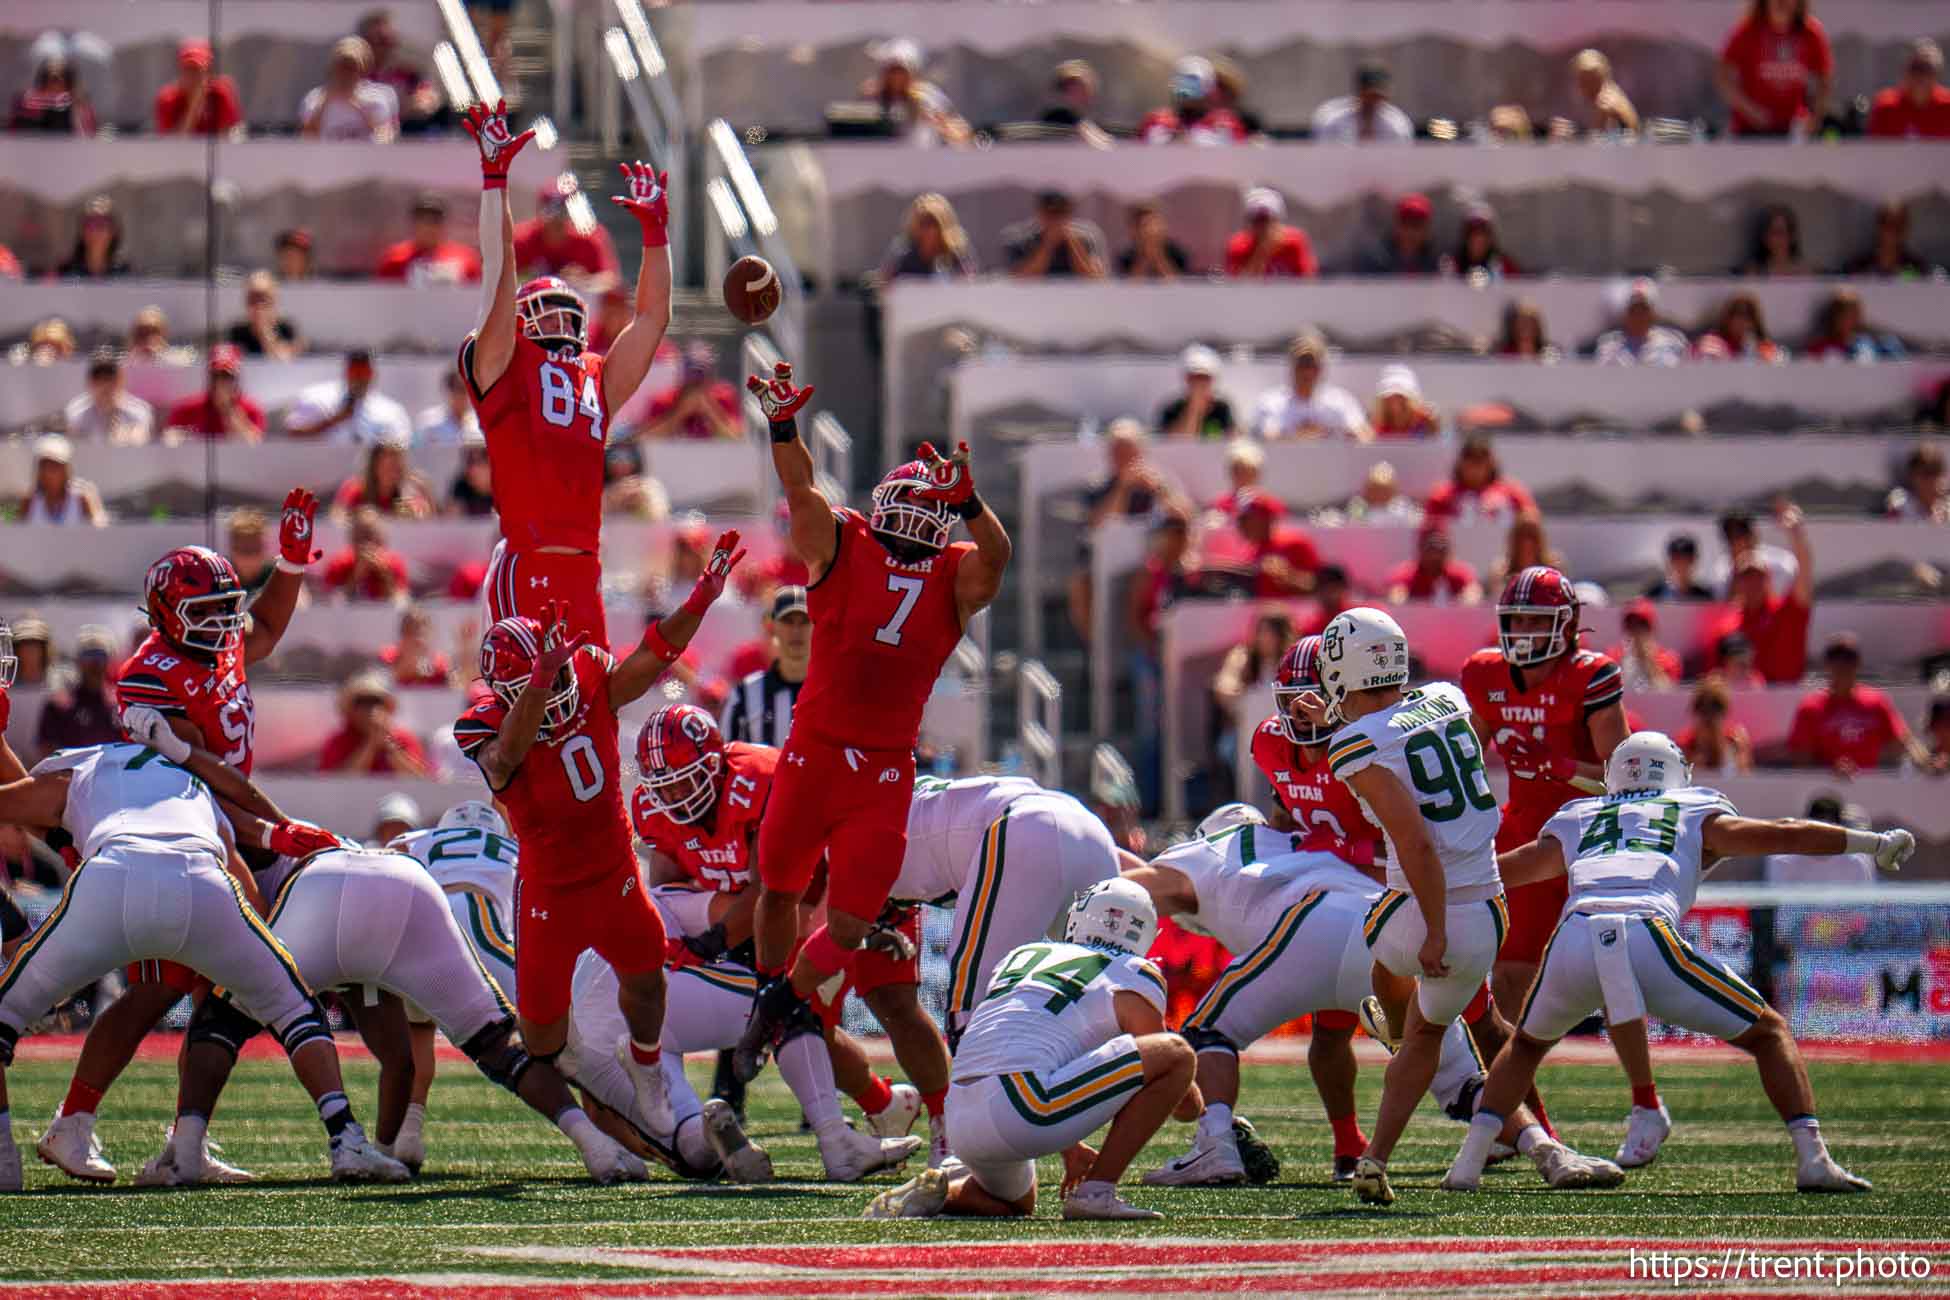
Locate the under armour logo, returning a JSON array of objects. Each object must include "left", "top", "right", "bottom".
[
  {"left": 529, "top": 908, "right": 549, "bottom": 920},
  {"left": 787, "top": 753, "right": 806, "bottom": 767},
  {"left": 879, "top": 768, "right": 901, "bottom": 784},
  {"left": 844, "top": 747, "right": 864, "bottom": 771},
  {"left": 530, "top": 576, "right": 550, "bottom": 589}
]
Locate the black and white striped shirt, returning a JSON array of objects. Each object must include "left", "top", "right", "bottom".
[{"left": 719, "top": 664, "right": 804, "bottom": 749}]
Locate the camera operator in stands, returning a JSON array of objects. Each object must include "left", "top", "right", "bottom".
[{"left": 63, "top": 354, "right": 152, "bottom": 445}]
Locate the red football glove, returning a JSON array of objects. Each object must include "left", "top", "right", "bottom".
[
  {"left": 663, "top": 935, "right": 704, "bottom": 971},
  {"left": 278, "top": 487, "right": 321, "bottom": 569},
  {"left": 0, "top": 688, "right": 10, "bottom": 735},
  {"left": 528, "top": 600, "right": 585, "bottom": 689},
  {"left": 681, "top": 530, "right": 748, "bottom": 617},
  {"left": 267, "top": 819, "right": 339, "bottom": 858},
  {"left": 914, "top": 440, "right": 976, "bottom": 508},
  {"left": 462, "top": 100, "right": 535, "bottom": 190},
  {"left": 611, "top": 161, "right": 670, "bottom": 248},
  {"left": 746, "top": 362, "right": 813, "bottom": 424}
]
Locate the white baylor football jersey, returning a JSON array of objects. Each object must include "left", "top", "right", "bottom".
[
  {"left": 1541, "top": 786, "right": 1737, "bottom": 927},
  {"left": 1326, "top": 682, "right": 1501, "bottom": 897},
  {"left": 891, "top": 773, "right": 1043, "bottom": 904},
  {"left": 952, "top": 940, "right": 1167, "bottom": 1079},
  {"left": 32, "top": 742, "right": 229, "bottom": 862},
  {"left": 390, "top": 825, "right": 519, "bottom": 917},
  {"left": 1153, "top": 823, "right": 1374, "bottom": 954}
]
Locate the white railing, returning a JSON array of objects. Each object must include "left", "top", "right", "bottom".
[
  {"left": 705, "top": 118, "right": 807, "bottom": 361},
  {"left": 601, "top": 0, "right": 692, "bottom": 278},
  {"left": 1018, "top": 658, "right": 1064, "bottom": 789},
  {"left": 809, "top": 410, "right": 854, "bottom": 509}
]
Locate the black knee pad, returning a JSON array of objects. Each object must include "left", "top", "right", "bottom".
[
  {"left": 0, "top": 892, "right": 26, "bottom": 943},
  {"left": 1447, "top": 1073, "right": 1487, "bottom": 1124},
  {"left": 187, "top": 996, "right": 264, "bottom": 1061},
  {"left": 276, "top": 999, "right": 332, "bottom": 1057},
  {"left": 0, "top": 1021, "right": 17, "bottom": 1067},
  {"left": 460, "top": 1017, "right": 537, "bottom": 1093},
  {"left": 1182, "top": 1025, "right": 1240, "bottom": 1057}
]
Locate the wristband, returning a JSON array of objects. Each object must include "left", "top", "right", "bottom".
[
  {"left": 275, "top": 556, "right": 308, "bottom": 575},
  {"left": 641, "top": 620, "right": 679, "bottom": 664},
  {"left": 256, "top": 819, "right": 275, "bottom": 851},
  {"left": 1842, "top": 829, "right": 1882, "bottom": 856},
  {"left": 769, "top": 417, "right": 799, "bottom": 445},
  {"left": 953, "top": 492, "right": 984, "bottom": 521},
  {"left": 643, "top": 228, "right": 668, "bottom": 249},
  {"left": 482, "top": 173, "right": 508, "bottom": 191}
]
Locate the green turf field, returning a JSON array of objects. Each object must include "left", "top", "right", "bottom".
[{"left": 2, "top": 1050, "right": 1945, "bottom": 1288}]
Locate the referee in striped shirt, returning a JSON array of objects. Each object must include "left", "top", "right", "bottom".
[{"left": 718, "top": 584, "right": 811, "bottom": 747}]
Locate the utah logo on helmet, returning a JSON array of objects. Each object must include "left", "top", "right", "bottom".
[
  {"left": 636, "top": 703, "right": 725, "bottom": 824},
  {"left": 1498, "top": 565, "right": 1580, "bottom": 669},
  {"left": 869, "top": 460, "right": 952, "bottom": 557},
  {"left": 145, "top": 546, "right": 248, "bottom": 656},
  {"left": 479, "top": 615, "right": 580, "bottom": 735}
]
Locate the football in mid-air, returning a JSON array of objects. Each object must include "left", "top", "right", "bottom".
[{"left": 723, "top": 255, "right": 782, "bottom": 324}]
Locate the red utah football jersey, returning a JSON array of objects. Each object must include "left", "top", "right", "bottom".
[
  {"left": 1249, "top": 717, "right": 1381, "bottom": 868},
  {"left": 114, "top": 632, "right": 257, "bottom": 774},
  {"left": 793, "top": 508, "right": 970, "bottom": 750},
  {"left": 1460, "top": 647, "right": 1624, "bottom": 846},
  {"left": 454, "top": 646, "right": 633, "bottom": 887},
  {"left": 460, "top": 332, "right": 611, "bottom": 554},
  {"left": 631, "top": 741, "right": 778, "bottom": 893}
]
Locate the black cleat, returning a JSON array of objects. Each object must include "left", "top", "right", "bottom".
[
  {"left": 731, "top": 978, "right": 817, "bottom": 1083},
  {"left": 1233, "top": 1117, "right": 1280, "bottom": 1185},
  {"left": 1332, "top": 1154, "right": 1360, "bottom": 1183},
  {"left": 710, "top": 1049, "right": 748, "bottom": 1123}
]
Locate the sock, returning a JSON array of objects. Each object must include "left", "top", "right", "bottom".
[
  {"left": 1451, "top": 1110, "right": 1503, "bottom": 1183},
  {"left": 1329, "top": 1111, "right": 1367, "bottom": 1159},
  {"left": 777, "top": 1034, "right": 846, "bottom": 1137},
  {"left": 1515, "top": 1122, "right": 1549, "bottom": 1156},
  {"left": 1632, "top": 1084, "right": 1661, "bottom": 1111},
  {"left": 172, "top": 1112, "right": 208, "bottom": 1159},
  {"left": 62, "top": 1078, "right": 105, "bottom": 1119},
  {"left": 316, "top": 1091, "right": 354, "bottom": 1141},
  {"left": 853, "top": 1074, "right": 894, "bottom": 1116},
  {"left": 629, "top": 1038, "right": 661, "bottom": 1067},
  {"left": 674, "top": 1113, "right": 715, "bottom": 1170},
  {"left": 1528, "top": 1096, "right": 1555, "bottom": 1140},
  {"left": 920, "top": 1087, "right": 946, "bottom": 1122},
  {"left": 1786, "top": 1115, "right": 1825, "bottom": 1163},
  {"left": 398, "top": 1102, "right": 426, "bottom": 1141},
  {"left": 556, "top": 1106, "right": 599, "bottom": 1153},
  {"left": 1198, "top": 1101, "right": 1234, "bottom": 1141}
]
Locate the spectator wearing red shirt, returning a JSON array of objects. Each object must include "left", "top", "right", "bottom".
[
  {"left": 1709, "top": 503, "right": 1814, "bottom": 684},
  {"left": 1236, "top": 490, "right": 1319, "bottom": 597},
  {"left": 1424, "top": 436, "right": 1536, "bottom": 525},
  {"left": 1224, "top": 188, "right": 1317, "bottom": 279},
  {"left": 1785, "top": 635, "right": 1930, "bottom": 775},
  {"left": 514, "top": 184, "right": 618, "bottom": 282},
  {"left": 319, "top": 671, "right": 431, "bottom": 776},
  {"left": 322, "top": 506, "right": 411, "bottom": 604},
  {"left": 380, "top": 607, "right": 452, "bottom": 688},
  {"left": 1139, "top": 57, "right": 1248, "bottom": 144},
  {"left": 1387, "top": 524, "right": 1482, "bottom": 604},
  {"left": 155, "top": 40, "right": 243, "bottom": 136},
  {"left": 162, "top": 345, "right": 265, "bottom": 442},
  {"left": 1295, "top": 564, "right": 1356, "bottom": 638},
  {"left": 1717, "top": 0, "right": 1833, "bottom": 136},
  {"left": 1867, "top": 38, "right": 1950, "bottom": 138},
  {"left": 375, "top": 193, "right": 481, "bottom": 285},
  {"left": 1609, "top": 598, "right": 1684, "bottom": 690},
  {"left": 642, "top": 342, "right": 741, "bottom": 439}
]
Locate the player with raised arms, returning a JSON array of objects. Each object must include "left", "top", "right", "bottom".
[
  {"left": 731, "top": 363, "right": 1010, "bottom": 1092},
  {"left": 454, "top": 527, "right": 745, "bottom": 1150},
  {"left": 864, "top": 879, "right": 1195, "bottom": 1222},
  {"left": 42, "top": 493, "right": 321, "bottom": 1185},
  {"left": 1304, "top": 607, "right": 1623, "bottom": 1205},
  {"left": 1443, "top": 731, "right": 1908, "bottom": 1194},
  {"left": 457, "top": 98, "right": 673, "bottom": 643}
]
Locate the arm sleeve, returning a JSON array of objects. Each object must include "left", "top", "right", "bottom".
[{"left": 1582, "top": 659, "right": 1624, "bottom": 715}]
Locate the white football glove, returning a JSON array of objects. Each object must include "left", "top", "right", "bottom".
[
  {"left": 122, "top": 704, "right": 191, "bottom": 764},
  {"left": 1874, "top": 829, "right": 1916, "bottom": 874}
]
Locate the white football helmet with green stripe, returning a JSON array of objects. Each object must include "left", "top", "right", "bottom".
[
  {"left": 1066, "top": 878, "right": 1158, "bottom": 957},
  {"left": 1317, "top": 607, "right": 1410, "bottom": 723},
  {"left": 1604, "top": 731, "right": 1691, "bottom": 796}
]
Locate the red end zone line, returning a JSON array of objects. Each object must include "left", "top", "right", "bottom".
[{"left": 11, "top": 1034, "right": 471, "bottom": 1064}]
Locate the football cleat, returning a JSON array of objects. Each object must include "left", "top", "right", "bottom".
[
  {"left": 1351, "top": 1156, "right": 1395, "bottom": 1205},
  {"left": 1234, "top": 1117, "right": 1280, "bottom": 1185},
  {"left": 1616, "top": 1103, "right": 1672, "bottom": 1169},
  {"left": 578, "top": 1129, "right": 649, "bottom": 1185},
  {"left": 1062, "top": 1182, "right": 1161, "bottom": 1221},
  {"left": 1532, "top": 1141, "right": 1626, "bottom": 1190},
  {"left": 731, "top": 979, "right": 802, "bottom": 1084},
  {"left": 1358, "top": 997, "right": 1399, "bottom": 1054},
  {"left": 330, "top": 1125, "right": 412, "bottom": 1183},
  {"left": 863, "top": 1166, "right": 952, "bottom": 1220},
  {"left": 1797, "top": 1156, "right": 1871, "bottom": 1194},
  {"left": 701, "top": 1099, "right": 773, "bottom": 1184},
  {"left": 1143, "top": 1135, "right": 1245, "bottom": 1187},
  {"left": 37, "top": 1112, "right": 115, "bottom": 1184},
  {"left": 868, "top": 1083, "right": 922, "bottom": 1139},
  {"left": 926, "top": 1116, "right": 951, "bottom": 1170},
  {"left": 616, "top": 1038, "right": 676, "bottom": 1136},
  {"left": 1487, "top": 1140, "right": 1519, "bottom": 1165},
  {"left": 1332, "top": 1154, "right": 1361, "bottom": 1183},
  {"left": 151, "top": 1123, "right": 255, "bottom": 1186},
  {"left": 820, "top": 1126, "right": 921, "bottom": 1183}
]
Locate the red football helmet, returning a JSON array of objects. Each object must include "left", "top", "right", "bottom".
[
  {"left": 869, "top": 460, "right": 952, "bottom": 554},
  {"left": 1497, "top": 565, "right": 1579, "bottom": 668},
  {"left": 636, "top": 703, "right": 725, "bottom": 824},
  {"left": 478, "top": 615, "right": 579, "bottom": 734},
  {"left": 145, "top": 546, "right": 247, "bottom": 655},
  {"left": 0, "top": 616, "right": 15, "bottom": 689},
  {"left": 514, "top": 275, "right": 587, "bottom": 353},
  {"left": 1271, "top": 635, "right": 1332, "bottom": 745}
]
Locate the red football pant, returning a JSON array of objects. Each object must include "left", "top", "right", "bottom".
[
  {"left": 512, "top": 861, "right": 665, "bottom": 1026},
  {"left": 124, "top": 959, "right": 201, "bottom": 994},
  {"left": 755, "top": 735, "right": 915, "bottom": 922},
  {"left": 848, "top": 911, "right": 922, "bottom": 996},
  {"left": 484, "top": 542, "right": 609, "bottom": 647},
  {"left": 1495, "top": 797, "right": 1568, "bottom": 965}
]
